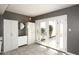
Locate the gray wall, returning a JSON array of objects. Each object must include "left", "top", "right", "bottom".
[
  {"left": 0, "top": 15, "right": 3, "bottom": 36},
  {"left": 3, "top": 11, "right": 30, "bottom": 36},
  {"left": 32, "top": 5, "right": 79, "bottom": 54},
  {"left": 3, "top": 11, "right": 30, "bottom": 22}
]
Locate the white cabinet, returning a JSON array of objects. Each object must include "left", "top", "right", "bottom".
[
  {"left": 3, "top": 20, "right": 35, "bottom": 52},
  {"left": 18, "top": 36, "right": 27, "bottom": 46},
  {"left": 27, "top": 22, "right": 35, "bottom": 45},
  {"left": 18, "top": 22, "right": 35, "bottom": 46},
  {"left": 3, "top": 19, "right": 18, "bottom": 52}
]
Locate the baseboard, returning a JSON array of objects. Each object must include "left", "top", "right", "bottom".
[
  {"left": 18, "top": 44, "right": 28, "bottom": 47},
  {"left": 66, "top": 52, "right": 75, "bottom": 55}
]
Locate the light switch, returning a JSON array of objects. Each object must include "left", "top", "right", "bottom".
[{"left": 69, "top": 28, "right": 71, "bottom": 32}]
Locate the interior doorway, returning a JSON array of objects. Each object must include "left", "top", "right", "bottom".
[{"left": 35, "top": 15, "right": 67, "bottom": 51}]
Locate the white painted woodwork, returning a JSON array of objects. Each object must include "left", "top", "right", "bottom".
[
  {"left": 27, "top": 22, "right": 35, "bottom": 45},
  {"left": 18, "top": 36, "right": 27, "bottom": 46},
  {"left": 35, "top": 15, "right": 67, "bottom": 51},
  {"left": 4, "top": 19, "right": 18, "bottom": 52}
]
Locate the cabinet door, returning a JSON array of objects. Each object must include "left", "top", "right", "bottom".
[
  {"left": 4, "top": 19, "right": 18, "bottom": 52},
  {"left": 28, "top": 22, "right": 35, "bottom": 45},
  {"left": 4, "top": 20, "right": 12, "bottom": 52},
  {"left": 11, "top": 20, "right": 18, "bottom": 50}
]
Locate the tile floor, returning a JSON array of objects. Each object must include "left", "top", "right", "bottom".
[{"left": 4, "top": 43, "right": 66, "bottom": 55}]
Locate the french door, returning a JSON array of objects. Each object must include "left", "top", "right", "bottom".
[{"left": 35, "top": 15, "right": 67, "bottom": 51}]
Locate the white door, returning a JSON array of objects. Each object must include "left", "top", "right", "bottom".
[
  {"left": 4, "top": 19, "right": 18, "bottom": 52},
  {"left": 35, "top": 15, "right": 67, "bottom": 51},
  {"left": 57, "top": 16, "right": 67, "bottom": 51},
  {"left": 27, "top": 22, "right": 35, "bottom": 45},
  {"left": 11, "top": 20, "right": 18, "bottom": 50},
  {"left": 36, "top": 20, "right": 48, "bottom": 45},
  {"left": 48, "top": 19, "right": 58, "bottom": 48}
]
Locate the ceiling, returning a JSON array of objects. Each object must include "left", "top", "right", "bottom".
[
  {"left": 0, "top": 4, "right": 8, "bottom": 15},
  {"left": 0, "top": 4, "right": 75, "bottom": 17}
]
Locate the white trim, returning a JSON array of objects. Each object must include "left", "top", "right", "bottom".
[{"left": 35, "top": 15, "right": 67, "bottom": 52}]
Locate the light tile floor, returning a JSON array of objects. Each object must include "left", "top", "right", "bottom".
[{"left": 4, "top": 43, "right": 66, "bottom": 55}]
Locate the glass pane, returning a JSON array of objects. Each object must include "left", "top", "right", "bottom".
[
  {"left": 49, "top": 21, "right": 56, "bottom": 38},
  {"left": 48, "top": 20, "right": 57, "bottom": 48},
  {"left": 40, "top": 22, "right": 46, "bottom": 43}
]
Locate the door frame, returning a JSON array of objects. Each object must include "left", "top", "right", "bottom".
[{"left": 35, "top": 15, "right": 67, "bottom": 51}]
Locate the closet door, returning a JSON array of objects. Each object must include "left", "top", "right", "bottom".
[
  {"left": 27, "top": 22, "right": 35, "bottom": 45},
  {"left": 11, "top": 20, "right": 18, "bottom": 50},
  {"left": 4, "top": 20, "right": 12, "bottom": 52},
  {"left": 4, "top": 19, "right": 18, "bottom": 52}
]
